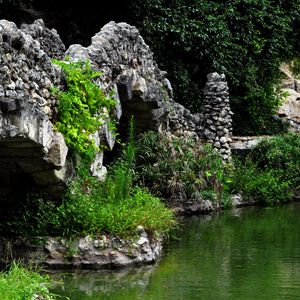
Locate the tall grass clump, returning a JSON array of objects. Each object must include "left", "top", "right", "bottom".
[
  {"left": 0, "top": 262, "right": 57, "bottom": 300},
  {"left": 135, "top": 131, "right": 233, "bottom": 207},
  {"left": 54, "top": 120, "right": 176, "bottom": 237},
  {"left": 232, "top": 133, "right": 300, "bottom": 206}
]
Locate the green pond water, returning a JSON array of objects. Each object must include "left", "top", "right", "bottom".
[{"left": 52, "top": 204, "right": 300, "bottom": 299}]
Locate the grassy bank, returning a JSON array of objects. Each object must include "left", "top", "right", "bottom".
[{"left": 0, "top": 263, "right": 57, "bottom": 300}]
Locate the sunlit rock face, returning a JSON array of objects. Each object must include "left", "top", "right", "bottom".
[{"left": 278, "top": 64, "right": 300, "bottom": 132}]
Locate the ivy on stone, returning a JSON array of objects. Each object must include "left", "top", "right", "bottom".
[{"left": 53, "top": 59, "right": 116, "bottom": 160}]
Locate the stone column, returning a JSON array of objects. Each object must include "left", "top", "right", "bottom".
[{"left": 202, "top": 72, "right": 233, "bottom": 160}]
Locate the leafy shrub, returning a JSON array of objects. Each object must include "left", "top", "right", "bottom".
[
  {"left": 232, "top": 133, "right": 300, "bottom": 205},
  {"left": 248, "top": 133, "right": 300, "bottom": 174},
  {"left": 53, "top": 59, "right": 116, "bottom": 161},
  {"left": 232, "top": 84, "right": 289, "bottom": 135},
  {"left": 0, "top": 262, "right": 57, "bottom": 300},
  {"left": 135, "top": 131, "right": 232, "bottom": 207},
  {"left": 233, "top": 162, "right": 293, "bottom": 206}
]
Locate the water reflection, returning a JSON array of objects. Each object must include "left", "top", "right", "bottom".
[
  {"left": 53, "top": 204, "right": 300, "bottom": 299},
  {"left": 52, "top": 265, "right": 157, "bottom": 300}
]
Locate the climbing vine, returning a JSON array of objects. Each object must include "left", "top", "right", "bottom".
[{"left": 53, "top": 59, "right": 116, "bottom": 160}]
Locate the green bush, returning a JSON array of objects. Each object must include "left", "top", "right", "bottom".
[
  {"left": 232, "top": 133, "right": 300, "bottom": 205},
  {"left": 53, "top": 59, "right": 116, "bottom": 161},
  {"left": 0, "top": 262, "right": 57, "bottom": 300},
  {"left": 135, "top": 131, "right": 232, "bottom": 207},
  {"left": 231, "top": 84, "right": 289, "bottom": 135},
  {"left": 233, "top": 162, "right": 293, "bottom": 206}
]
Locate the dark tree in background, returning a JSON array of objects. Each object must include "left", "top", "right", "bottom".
[
  {"left": 128, "top": 0, "right": 300, "bottom": 135},
  {"left": 1, "top": 0, "right": 300, "bottom": 135},
  {"left": 0, "top": 0, "right": 129, "bottom": 46}
]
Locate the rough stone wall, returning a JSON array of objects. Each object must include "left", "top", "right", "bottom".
[
  {"left": 64, "top": 21, "right": 169, "bottom": 134},
  {"left": 168, "top": 102, "right": 203, "bottom": 139},
  {"left": 0, "top": 19, "right": 72, "bottom": 216},
  {"left": 20, "top": 19, "right": 65, "bottom": 60},
  {"left": 65, "top": 21, "right": 203, "bottom": 137},
  {"left": 278, "top": 64, "right": 300, "bottom": 132},
  {"left": 202, "top": 73, "right": 233, "bottom": 160},
  {"left": 0, "top": 19, "right": 60, "bottom": 118}
]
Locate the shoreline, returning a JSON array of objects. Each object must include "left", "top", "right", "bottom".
[{"left": 1, "top": 195, "right": 299, "bottom": 270}]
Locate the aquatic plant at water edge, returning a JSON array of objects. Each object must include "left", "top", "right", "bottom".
[{"left": 135, "top": 131, "right": 232, "bottom": 207}]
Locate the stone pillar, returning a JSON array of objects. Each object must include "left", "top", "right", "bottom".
[{"left": 202, "top": 72, "right": 233, "bottom": 160}]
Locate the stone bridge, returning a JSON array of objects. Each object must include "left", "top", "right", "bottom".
[
  {"left": 0, "top": 18, "right": 298, "bottom": 220},
  {"left": 0, "top": 19, "right": 212, "bottom": 218}
]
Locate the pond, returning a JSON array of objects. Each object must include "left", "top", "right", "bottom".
[{"left": 52, "top": 203, "right": 300, "bottom": 299}]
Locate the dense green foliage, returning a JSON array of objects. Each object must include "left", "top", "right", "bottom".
[
  {"left": 232, "top": 133, "right": 300, "bottom": 205},
  {"left": 135, "top": 131, "right": 232, "bottom": 207},
  {"left": 53, "top": 59, "right": 116, "bottom": 160},
  {"left": 0, "top": 263, "right": 57, "bottom": 300},
  {"left": 134, "top": 131, "right": 300, "bottom": 208},
  {"left": 129, "top": 0, "right": 300, "bottom": 134}
]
